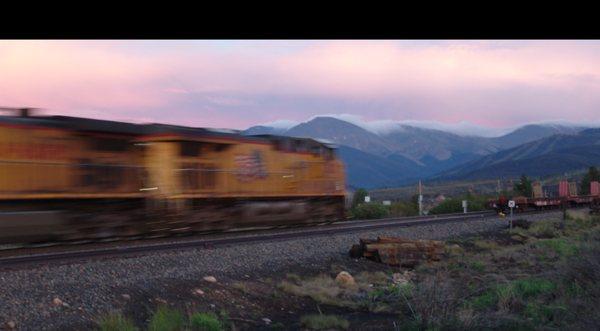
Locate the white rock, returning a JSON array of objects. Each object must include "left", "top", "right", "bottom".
[
  {"left": 192, "top": 288, "right": 205, "bottom": 295},
  {"left": 52, "top": 297, "right": 63, "bottom": 306},
  {"left": 335, "top": 271, "right": 356, "bottom": 288},
  {"left": 121, "top": 294, "right": 131, "bottom": 300},
  {"left": 392, "top": 273, "right": 409, "bottom": 285},
  {"left": 5, "top": 321, "right": 16, "bottom": 329},
  {"left": 392, "top": 271, "right": 415, "bottom": 285},
  {"left": 262, "top": 318, "right": 272, "bottom": 325},
  {"left": 203, "top": 276, "right": 217, "bottom": 283}
]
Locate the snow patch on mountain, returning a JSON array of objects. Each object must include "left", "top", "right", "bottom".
[
  {"left": 304, "top": 114, "right": 511, "bottom": 137},
  {"left": 258, "top": 119, "right": 300, "bottom": 130}
]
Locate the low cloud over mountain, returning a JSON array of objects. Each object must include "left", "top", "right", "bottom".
[{"left": 244, "top": 116, "right": 597, "bottom": 188}]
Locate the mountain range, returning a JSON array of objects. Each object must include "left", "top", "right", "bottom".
[
  {"left": 243, "top": 117, "right": 597, "bottom": 189},
  {"left": 437, "top": 128, "right": 600, "bottom": 180}
]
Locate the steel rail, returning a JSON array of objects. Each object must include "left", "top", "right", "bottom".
[{"left": 0, "top": 209, "right": 556, "bottom": 268}]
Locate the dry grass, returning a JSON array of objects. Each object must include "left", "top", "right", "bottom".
[
  {"left": 278, "top": 274, "right": 359, "bottom": 308},
  {"left": 230, "top": 281, "right": 253, "bottom": 295},
  {"left": 98, "top": 313, "right": 138, "bottom": 331},
  {"left": 300, "top": 314, "right": 349, "bottom": 330},
  {"left": 353, "top": 271, "right": 389, "bottom": 287},
  {"left": 473, "top": 239, "right": 499, "bottom": 251},
  {"left": 278, "top": 271, "right": 409, "bottom": 313}
]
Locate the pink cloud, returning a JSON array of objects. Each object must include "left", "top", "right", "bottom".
[
  {"left": 0, "top": 41, "right": 171, "bottom": 119},
  {"left": 1, "top": 40, "right": 600, "bottom": 129}
]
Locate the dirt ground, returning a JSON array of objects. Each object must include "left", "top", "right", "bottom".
[
  {"left": 91, "top": 256, "right": 403, "bottom": 330},
  {"left": 32, "top": 212, "right": 599, "bottom": 330}
]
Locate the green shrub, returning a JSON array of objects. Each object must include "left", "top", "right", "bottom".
[
  {"left": 429, "top": 198, "right": 463, "bottom": 215},
  {"left": 351, "top": 203, "right": 389, "bottom": 219},
  {"left": 470, "top": 261, "right": 485, "bottom": 272},
  {"left": 300, "top": 314, "right": 349, "bottom": 330},
  {"left": 566, "top": 211, "right": 598, "bottom": 233},
  {"left": 538, "top": 238, "right": 578, "bottom": 257},
  {"left": 429, "top": 194, "right": 488, "bottom": 215},
  {"left": 468, "top": 278, "right": 555, "bottom": 313},
  {"left": 469, "top": 290, "right": 497, "bottom": 310},
  {"left": 527, "top": 220, "right": 559, "bottom": 238},
  {"left": 351, "top": 188, "right": 368, "bottom": 208},
  {"left": 98, "top": 313, "right": 138, "bottom": 331},
  {"left": 270, "top": 322, "right": 286, "bottom": 330},
  {"left": 148, "top": 306, "right": 185, "bottom": 331},
  {"left": 496, "top": 284, "right": 516, "bottom": 312},
  {"left": 390, "top": 201, "right": 419, "bottom": 217},
  {"left": 511, "top": 279, "right": 556, "bottom": 299},
  {"left": 190, "top": 312, "right": 223, "bottom": 331},
  {"left": 523, "top": 302, "right": 567, "bottom": 323}
]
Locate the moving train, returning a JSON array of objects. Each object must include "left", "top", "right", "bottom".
[{"left": 0, "top": 109, "right": 346, "bottom": 244}]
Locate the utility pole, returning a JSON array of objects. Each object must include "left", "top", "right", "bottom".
[
  {"left": 418, "top": 180, "right": 423, "bottom": 216},
  {"left": 508, "top": 200, "right": 515, "bottom": 232}
]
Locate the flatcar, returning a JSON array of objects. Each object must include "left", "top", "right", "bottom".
[
  {"left": 0, "top": 110, "right": 346, "bottom": 244},
  {"left": 488, "top": 180, "right": 600, "bottom": 214}
]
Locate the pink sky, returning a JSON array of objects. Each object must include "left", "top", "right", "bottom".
[{"left": 1, "top": 40, "right": 599, "bottom": 131}]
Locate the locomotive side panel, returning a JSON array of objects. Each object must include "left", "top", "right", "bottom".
[
  {"left": 0, "top": 123, "right": 145, "bottom": 200},
  {"left": 141, "top": 135, "right": 345, "bottom": 199},
  {"left": 0, "top": 124, "right": 75, "bottom": 197},
  {"left": 138, "top": 133, "right": 346, "bottom": 230},
  {"left": 74, "top": 133, "right": 145, "bottom": 196}
]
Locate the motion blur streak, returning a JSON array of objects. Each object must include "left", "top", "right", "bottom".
[{"left": 0, "top": 109, "right": 346, "bottom": 244}]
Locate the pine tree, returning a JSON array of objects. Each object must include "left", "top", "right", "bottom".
[
  {"left": 513, "top": 174, "right": 533, "bottom": 197},
  {"left": 351, "top": 188, "right": 368, "bottom": 208},
  {"left": 580, "top": 166, "right": 600, "bottom": 195}
]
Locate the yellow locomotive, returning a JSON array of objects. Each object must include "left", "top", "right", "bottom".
[{"left": 0, "top": 110, "right": 346, "bottom": 244}]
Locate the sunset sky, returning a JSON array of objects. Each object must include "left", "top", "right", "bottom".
[{"left": 1, "top": 40, "right": 599, "bottom": 134}]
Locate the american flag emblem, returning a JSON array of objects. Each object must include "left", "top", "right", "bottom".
[{"left": 235, "top": 150, "right": 267, "bottom": 181}]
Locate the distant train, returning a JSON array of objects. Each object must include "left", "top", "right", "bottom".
[
  {"left": 0, "top": 110, "right": 346, "bottom": 244},
  {"left": 489, "top": 180, "right": 600, "bottom": 214}
]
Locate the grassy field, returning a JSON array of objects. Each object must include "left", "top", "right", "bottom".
[{"left": 275, "top": 210, "right": 600, "bottom": 330}]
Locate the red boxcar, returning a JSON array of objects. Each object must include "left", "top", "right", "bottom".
[
  {"left": 591, "top": 181, "right": 600, "bottom": 196},
  {"left": 559, "top": 180, "right": 569, "bottom": 197}
]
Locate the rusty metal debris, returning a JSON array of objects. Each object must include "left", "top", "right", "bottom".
[{"left": 350, "top": 236, "right": 445, "bottom": 267}]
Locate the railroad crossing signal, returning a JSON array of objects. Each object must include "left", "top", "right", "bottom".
[{"left": 508, "top": 200, "right": 515, "bottom": 208}]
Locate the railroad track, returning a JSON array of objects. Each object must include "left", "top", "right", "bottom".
[{"left": 0, "top": 209, "right": 557, "bottom": 268}]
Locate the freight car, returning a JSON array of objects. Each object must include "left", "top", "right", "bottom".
[
  {"left": 489, "top": 180, "right": 600, "bottom": 214},
  {"left": 0, "top": 111, "right": 346, "bottom": 244}
]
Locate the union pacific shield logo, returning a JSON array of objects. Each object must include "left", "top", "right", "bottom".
[{"left": 234, "top": 150, "right": 267, "bottom": 181}]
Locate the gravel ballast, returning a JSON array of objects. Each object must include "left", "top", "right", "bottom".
[{"left": 0, "top": 211, "right": 564, "bottom": 330}]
